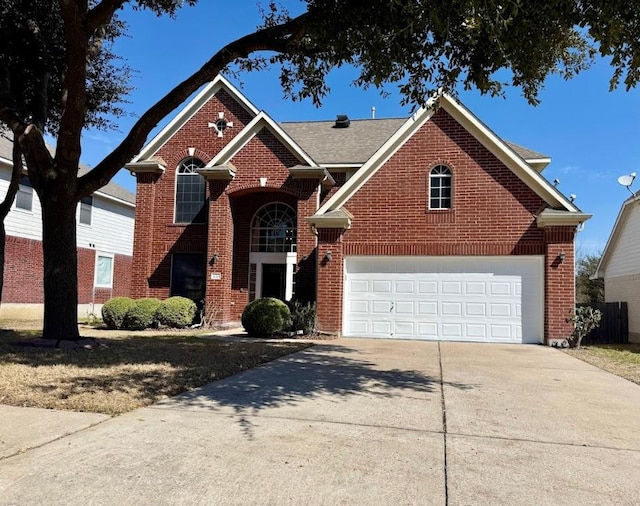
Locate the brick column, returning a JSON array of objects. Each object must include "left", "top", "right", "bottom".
[
  {"left": 206, "top": 181, "right": 234, "bottom": 324},
  {"left": 316, "top": 229, "right": 344, "bottom": 334},
  {"left": 131, "top": 172, "right": 161, "bottom": 298},
  {"left": 296, "top": 181, "right": 319, "bottom": 302},
  {"left": 544, "top": 226, "right": 575, "bottom": 344}
]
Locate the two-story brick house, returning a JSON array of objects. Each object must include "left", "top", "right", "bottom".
[{"left": 127, "top": 75, "right": 590, "bottom": 344}]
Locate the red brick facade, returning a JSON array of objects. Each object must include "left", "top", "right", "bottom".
[
  {"left": 3, "top": 235, "right": 131, "bottom": 304},
  {"left": 130, "top": 81, "right": 579, "bottom": 343}
]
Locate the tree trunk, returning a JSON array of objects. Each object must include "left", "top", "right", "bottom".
[
  {"left": 41, "top": 194, "right": 80, "bottom": 341},
  {"left": 0, "top": 222, "right": 6, "bottom": 307}
]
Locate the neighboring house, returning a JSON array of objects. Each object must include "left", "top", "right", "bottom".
[
  {"left": 127, "top": 75, "right": 590, "bottom": 344},
  {"left": 594, "top": 194, "right": 640, "bottom": 342},
  {"left": 0, "top": 131, "right": 135, "bottom": 319}
]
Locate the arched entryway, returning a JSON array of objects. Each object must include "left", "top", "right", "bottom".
[{"left": 249, "top": 202, "right": 297, "bottom": 301}]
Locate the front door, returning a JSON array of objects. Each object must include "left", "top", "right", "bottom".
[{"left": 261, "top": 264, "right": 286, "bottom": 300}]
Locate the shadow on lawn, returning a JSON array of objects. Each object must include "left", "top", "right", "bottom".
[{"left": 154, "top": 342, "right": 476, "bottom": 438}]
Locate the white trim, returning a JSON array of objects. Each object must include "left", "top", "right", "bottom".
[
  {"left": 208, "top": 111, "right": 318, "bottom": 168},
  {"left": 250, "top": 252, "right": 297, "bottom": 301},
  {"left": 131, "top": 75, "right": 259, "bottom": 163},
  {"left": 595, "top": 194, "right": 640, "bottom": 278},
  {"left": 94, "top": 251, "right": 115, "bottom": 288},
  {"left": 93, "top": 191, "right": 136, "bottom": 209}
]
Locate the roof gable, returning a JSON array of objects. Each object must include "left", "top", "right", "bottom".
[
  {"left": 131, "top": 75, "right": 259, "bottom": 163},
  {"left": 208, "top": 111, "right": 318, "bottom": 168},
  {"left": 316, "top": 93, "right": 580, "bottom": 217},
  {"left": 596, "top": 194, "right": 640, "bottom": 278}
]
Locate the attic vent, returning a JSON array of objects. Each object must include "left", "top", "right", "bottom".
[{"left": 334, "top": 114, "right": 350, "bottom": 128}]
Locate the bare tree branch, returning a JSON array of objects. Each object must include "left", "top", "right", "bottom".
[
  {"left": 87, "top": 0, "right": 126, "bottom": 36},
  {"left": 77, "top": 11, "right": 310, "bottom": 198}
]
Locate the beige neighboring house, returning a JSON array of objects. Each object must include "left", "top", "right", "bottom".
[{"left": 594, "top": 193, "right": 640, "bottom": 342}]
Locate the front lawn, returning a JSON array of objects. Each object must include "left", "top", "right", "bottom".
[
  {"left": 565, "top": 344, "right": 640, "bottom": 385},
  {"left": 0, "top": 329, "right": 312, "bottom": 415}
]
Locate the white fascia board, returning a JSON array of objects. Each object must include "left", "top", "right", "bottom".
[
  {"left": 536, "top": 210, "right": 592, "bottom": 227},
  {"left": 440, "top": 95, "right": 579, "bottom": 212},
  {"left": 93, "top": 191, "right": 136, "bottom": 209},
  {"left": 208, "top": 111, "right": 318, "bottom": 167},
  {"left": 316, "top": 98, "right": 438, "bottom": 214},
  {"left": 131, "top": 75, "right": 259, "bottom": 163},
  {"left": 594, "top": 194, "right": 639, "bottom": 278},
  {"left": 527, "top": 158, "right": 552, "bottom": 172}
]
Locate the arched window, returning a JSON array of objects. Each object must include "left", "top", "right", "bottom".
[
  {"left": 251, "top": 203, "right": 297, "bottom": 253},
  {"left": 429, "top": 165, "right": 452, "bottom": 209},
  {"left": 175, "top": 158, "right": 206, "bottom": 223}
]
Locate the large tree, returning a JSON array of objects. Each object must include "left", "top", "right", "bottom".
[
  {"left": 576, "top": 252, "right": 605, "bottom": 303},
  {"left": 0, "top": 0, "right": 638, "bottom": 341}
]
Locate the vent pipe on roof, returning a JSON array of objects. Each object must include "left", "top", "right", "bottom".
[
  {"left": 334, "top": 114, "right": 350, "bottom": 128},
  {"left": 371, "top": 106, "right": 376, "bottom": 119}
]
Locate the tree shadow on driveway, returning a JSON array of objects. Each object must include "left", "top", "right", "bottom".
[{"left": 155, "top": 342, "right": 475, "bottom": 438}]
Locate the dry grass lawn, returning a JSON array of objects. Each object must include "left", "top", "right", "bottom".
[
  {"left": 0, "top": 328, "right": 312, "bottom": 415},
  {"left": 565, "top": 344, "right": 640, "bottom": 385}
]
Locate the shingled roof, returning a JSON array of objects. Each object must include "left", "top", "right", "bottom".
[
  {"left": 0, "top": 131, "right": 134, "bottom": 205},
  {"left": 280, "top": 118, "right": 549, "bottom": 166}
]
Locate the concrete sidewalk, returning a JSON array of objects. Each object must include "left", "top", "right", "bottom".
[{"left": 1, "top": 339, "right": 639, "bottom": 505}]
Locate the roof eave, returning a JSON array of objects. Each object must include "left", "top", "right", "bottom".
[{"left": 536, "top": 210, "right": 592, "bottom": 228}]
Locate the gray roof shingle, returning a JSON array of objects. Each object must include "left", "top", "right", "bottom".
[
  {"left": 280, "top": 117, "right": 549, "bottom": 165},
  {"left": 0, "top": 130, "right": 134, "bottom": 205}
]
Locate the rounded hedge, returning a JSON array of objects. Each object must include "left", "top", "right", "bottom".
[
  {"left": 155, "top": 296, "right": 197, "bottom": 328},
  {"left": 102, "top": 297, "right": 136, "bottom": 330},
  {"left": 241, "top": 297, "right": 292, "bottom": 337},
  {"left": 123, "top": 298, "right": 162, "bottom": 331}
]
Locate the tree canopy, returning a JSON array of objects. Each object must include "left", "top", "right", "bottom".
[{"left": 0, "top": 0, "right": 638, "bottom": 340}]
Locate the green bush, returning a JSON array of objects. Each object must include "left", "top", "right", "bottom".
[
  {"left": 242, "top": 298, "right": 292, "bottom": 337},
  {"left": 287, "top": 299, "right": 317, "bottom": 335},
  {"left": 155, "top": 296, "right": 197, "bottom": 328},
  {"left": 102, "top": 297, "right": 136, "bottom": 330},
  {"left": 123, "top": 298, "right": 162, "bottom": 331}
]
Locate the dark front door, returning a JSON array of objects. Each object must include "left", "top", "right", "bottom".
[{"left": 262, "top": 264, "right": 286, "bottom": 300}]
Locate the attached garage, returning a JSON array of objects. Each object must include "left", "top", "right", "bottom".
[{"left": 343, "top": 256, "right": 544, "bottom": 343}]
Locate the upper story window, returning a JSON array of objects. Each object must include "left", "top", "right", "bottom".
[
  {"left": 175, "top": 158, "right": 206, "bottom": 224},
  {"left": 15, "top": 175, "right": 33, "bottom": 211},
  {"left": 79, "top": 196, "right": 92, "bottom": 225},
  {"left": 251, "top": 203, "right": 297, "bottom": 253},
  {"left": 429, "top": 165, "right": 452, "bottom": 210}
]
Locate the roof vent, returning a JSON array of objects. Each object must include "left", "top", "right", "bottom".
[{"left": 334, "top": 114, "right": 350, "bottom": 128}]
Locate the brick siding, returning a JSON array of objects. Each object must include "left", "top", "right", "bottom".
[{"left": 4, "top": 235, "right": 131, "bottom": 304}]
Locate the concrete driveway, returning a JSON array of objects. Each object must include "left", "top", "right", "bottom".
[{"left": 1, "top": 339, "right": 639, "bottom": 505}]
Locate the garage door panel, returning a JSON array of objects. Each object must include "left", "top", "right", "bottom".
[
  {"left": 442, "top": 302, "right": 462, "bottom": 316},
  {"left": 372, "top": 300, "right": 392, "bottom": 313},
  {"left": 418, "top": 301, "right": 438, "bottom": 315},
  {"left": 344, "top": 256, "right": 543, "bottom": 343},
  {"left": 395, "top": 280, "right": 416, "bottom": 294}
]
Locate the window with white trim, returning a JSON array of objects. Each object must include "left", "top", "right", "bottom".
[
  {"left": 175, "top": 158, "right": 206, "bottom": 223},
  {"left": 250, "top": 203, "right": 297, "bottom": 253},
  {"left": 429, "top": 165, "right": 452, "bottom": 209},
  {"left": 16, "top": 175, "right": 33, "bottom": 211},
  {"left": 79, "top": 196, "right": 92, "bottom": 225},
  {"left": 94, "top": 252, "right": 114, "bottom": 288}
]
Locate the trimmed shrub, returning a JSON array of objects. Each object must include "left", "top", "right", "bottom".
[
  {"left": 123, "top": 298, "right": 162, "bottom": 331},
  {"left": 287, "top": 299, "right": 317, "bottom": 335},
  {"left": 242, "top": 297, "right": 292, "bottom": 337},
  {"left": 102, "top": 297, "right": 136, "bottom": 330},
  {"left": 155, "top": 296, "right": 197, "bottom": 328}
]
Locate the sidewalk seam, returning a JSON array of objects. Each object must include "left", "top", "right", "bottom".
[
  {"left": 0, "top": 416, "right": 111, "bottom": 462},
  {"left": 438, "top": 341, "right": 449, "bottom": 506}
]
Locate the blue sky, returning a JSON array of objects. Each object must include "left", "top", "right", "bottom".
[{"left": 82, "top": 1, "right": 640, "bottom": 257}]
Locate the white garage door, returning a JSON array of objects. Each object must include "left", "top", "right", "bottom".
[{"left": 343, "top": 256, "right": 543, "bottom": 343}]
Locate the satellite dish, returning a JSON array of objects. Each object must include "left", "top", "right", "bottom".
[{"left": 618, "top": 172, "right": 637, "bottom": 188}]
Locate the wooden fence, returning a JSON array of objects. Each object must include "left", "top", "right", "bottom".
[{"left": 576, "top": 302, "right": 628, "bottom": 345}]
